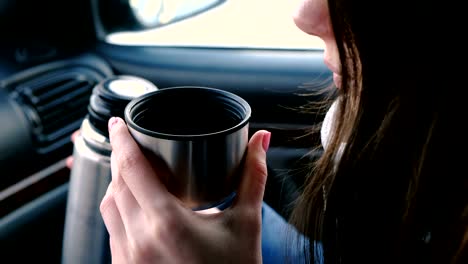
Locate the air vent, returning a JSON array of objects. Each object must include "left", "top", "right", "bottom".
[{"left": 12, "top": 68, "right": 101, "bottom": 154}]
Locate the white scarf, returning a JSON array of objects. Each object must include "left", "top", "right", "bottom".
[{"left": 320, "top": 99, "right": 345, "bottom": 162}]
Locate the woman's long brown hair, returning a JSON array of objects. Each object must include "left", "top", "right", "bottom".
[{"left": 289, "top": 0, "right": 468, "bottom": 263}]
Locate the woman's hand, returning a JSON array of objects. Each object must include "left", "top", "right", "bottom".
[{"left": 101, "top": 117, "right": 271, "bottom": 264}]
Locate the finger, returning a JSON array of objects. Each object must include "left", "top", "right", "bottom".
[
  {"left": 109, "top": 237, "right": 129, "bottom": 264},
  {"left": 66, "top": 130, "right": 80, "bottom": 169},
  {"left": 108, "top": 117, "right": 172, "bottom": 212},
  {"left": 66, "top": 156, "right": 73, "bottom": 169},
  {"left": 110, "top": 151, "right": 145, "bottom": 241},
  {"left": 235, "top": 130, "right": 271, "bottom": 210},
  {"left": 100, "top": 184, "right": 129, "bottom": 253},
  {"left": 71, "top": 130, "right": 80, "bottom": 143}
]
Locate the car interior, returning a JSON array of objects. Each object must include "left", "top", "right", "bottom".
[{"left": 0, "top": 0, "right": 333, "bottom": 262}]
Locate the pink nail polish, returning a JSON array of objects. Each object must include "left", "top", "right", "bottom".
[
  {"left": 108, "top": 117, "right": 118, "bottom": 131},
  {"left": 262, "top": 132, "right": 271, "bottom": 152}
]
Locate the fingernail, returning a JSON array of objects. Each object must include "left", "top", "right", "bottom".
[
  {"left": 108, "top": 117, "right": 119, "bottom": 132},
  {"left": 262, "top": 132, "right": 271, "bottom": 152}
]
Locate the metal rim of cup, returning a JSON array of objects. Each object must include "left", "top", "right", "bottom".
[{"left": 124, "top": 86, "right": 252, "bottom": 140}]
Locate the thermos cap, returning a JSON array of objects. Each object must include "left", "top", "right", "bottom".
[{"left": 87, "top": 75, "right": 158, "bottom": 137}]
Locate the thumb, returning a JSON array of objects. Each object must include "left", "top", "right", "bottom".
[{"left": 235, "top": 130, "right": 271, "bottom": 210}]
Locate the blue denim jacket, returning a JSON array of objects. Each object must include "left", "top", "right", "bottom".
[{"left": 261, "top": 203, "right": 323, "bottom": 264}]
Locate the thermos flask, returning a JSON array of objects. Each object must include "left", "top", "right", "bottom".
[{"left": 61, "top": 75, "right": 158, "bottom": 264}]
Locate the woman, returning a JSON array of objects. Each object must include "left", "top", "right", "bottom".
[{"left": 101, "top": 0, "right": 468, "bottom": 263}]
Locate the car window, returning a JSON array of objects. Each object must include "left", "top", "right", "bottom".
[{"left": 105, "top": 0, "right": 325, "bottom": 50}]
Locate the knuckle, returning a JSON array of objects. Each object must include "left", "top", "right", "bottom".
[
  {"left": 240, "top": 209, "right": 262, "bottom": 233},
  {"left": 149, "top": 199, "right": 174, "bottom": 218},
  {"left": 151, "top": 209, "right": 185, "bottom": 242},
  {"left": 129, "top": 237, "right": 156, "bottom": 263},
  {"left": 99, "top": 194, "right": 113, "bottom": 216},
  {"left": 250, "top": 159, "right": 268, "bottom": 185},
  {"left": 116, "top": 151, "right": 139, "bottom": 174},
  {"left": 111, "top": 178, "right": 126, "bottom": 197},
  {"left": 252, "top": 159, "right": 267, "bottom": 177}
]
